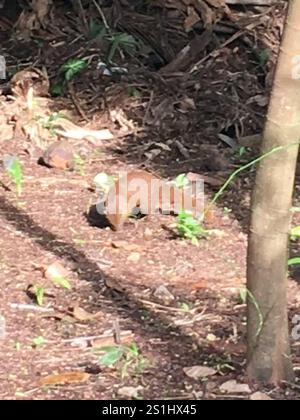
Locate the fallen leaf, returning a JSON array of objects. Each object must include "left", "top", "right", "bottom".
[
  {"left": 184, "top": 7, "right": 201, "bottom": 32},
  {"left": 111, "top": 241, "right": 140, "bottom": 252},
  {"left": 220, "top": 380, "right": 251, "bottom": 394},
  {"left": 39, "top": 372, "right": 90, "bottom": 386},
  {"left": 71, "top": 305, "right": 102, "bottom": 322},
  {"left": 153, "top": 285, "right": 175, "bottom": 304},
  {"left": 183, "top": 365, "right": 217, "bottom": 379}
]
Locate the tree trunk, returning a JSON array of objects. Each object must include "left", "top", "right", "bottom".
[{"left": 247, "top": 0, "right": 300, "bottom": 384}]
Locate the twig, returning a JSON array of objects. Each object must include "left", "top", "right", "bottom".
[
  {"left": 10, "top": 303, "right": 55, "bottom": 313},
  {"left": 68, "top": 83, "right": 89, "bottom": 121},
  {"left": 190, "top": 20, "right": 266, "bottom": 73},
  {"left": 91, "top": 0, "right": 110, "bottom": 31}
]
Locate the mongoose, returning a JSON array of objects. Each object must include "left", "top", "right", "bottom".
[{"left": 103, "top": 170, "right": 203, "bottom": 230}]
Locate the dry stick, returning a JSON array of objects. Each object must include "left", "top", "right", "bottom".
[
  {"left": 190, "top": 20, "right": 266, "bottom": 73},
  {"left": 77, "top": 0, "right": 89, "bottom": 34},
  {"left": 68, "top": 83, "right": 89, "bottom": 121},
  {"left": 91, "top": 0, "right": 110, "bottom": 31}
]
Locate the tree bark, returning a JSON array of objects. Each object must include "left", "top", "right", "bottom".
[{"left": 247, "top": 0, "right": 300, "bottom": 384}]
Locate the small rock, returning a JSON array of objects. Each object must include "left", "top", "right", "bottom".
[
  {"left": 127, "top": 252, "right": 141, "bottom": 263},
  {"left": 220, "top": 380, "right": 251, "bottom": 394},
  {"left": 250, "top": 392, "right": 273, "bottom": 401},
  {"left": 41, "top": 141, "right": 75, "bottom": 170},
  {"left": 44, "top": 261, "right": 70, "bottom": 281},
  {"left": 117, "top": 386, "right": 143, "bottom": 399},
  {"left": 183, "top": 365, "right": 217, "bottom": 379},
  {"left": 153, "top": 285, "right": 175, "bottom": 304}
]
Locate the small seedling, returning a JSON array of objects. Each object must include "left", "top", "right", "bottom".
[
  {"left": 290, "top": 225, "right": 300, "bottom": 241},
  {"left": 36, "top": 112, "right": 67, "bottom": 136},
  {"left": 88, "top": 20, "right": 106, "bottom": 40},
  {"left": 60, "top": 58, "right": 88, "bottom": 82},
  {"left": 15, "top": 342, "right": 21, "bottom": 351},
  {"left": 179, "top": 302, "right": 191, "bottom": 312},
  {"left": 223, "top": 207, "right": 232, "bottom": 216},
  {"left": 107, "top": 32, "right": 139, "bottom": 63},
  {"left": 95, "top": 342, "right": 149, "bottom": 379},
  {"left": 177, "top": 210, "right": 207, "bottom": 246},
  {"left": 51, "top": 276, "right": 72, "bottom": 290},
  {"left": 34, "top": 285, "right": 45, "bottom": 306},
  {"left": 32, "top": 336, "right": 46, "bottom": 348},
  {"left": 3, "top": 156, "right": 23, "bottom": 196},
  {"left": 173, "top": 173, "right": 189, "bottom": 189},
  {"left": 73, "top": 154, "right": 86, "bottom": 176}
]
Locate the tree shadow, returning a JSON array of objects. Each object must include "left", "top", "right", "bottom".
[{"left": 0, "top": 195, "right": 239, "bottom": 388}]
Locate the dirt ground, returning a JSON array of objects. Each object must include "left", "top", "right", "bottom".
[{"left": 0, "top": 0, "right": 299, "bottom": 400}]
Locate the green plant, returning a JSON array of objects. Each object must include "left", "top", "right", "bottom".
[
  {"left": 288, "top": 257, "right": 300, "bottom": 266},
  {"left": 60, "top": 58, "right": 88, "bottom": 82},
  {"left": 4, "top": 157, "right": 23, "bottom": 197},
  {"left": 88, "top": 20, "right": 106, "bottom": 40},
  {"left": 223, "top": 207, "right": 232, "bottom": 216},
  {"left": 73, "top": 154, "right": 86, "bottom": 176},
  {"left": 95, "top": 343, "right": 149, "bottom": 379},
  {"left": 32, "top": 336, "right": 46, "bottom": 348},
  {"left": 34, "top": 285, "right": 45, "bottom": 306},
  {"left": 107, "top": 32, "right": 139, "bottom": 63},
  {"left": 290, "top": 225, "right": 300, "bottom": 241},
  {"left": 179, "top": 302, "right": 191, "bottom": 312},
  {"left": 177, "top": 210, "right": 207, "bottom": 246},
  {"left": 51, "top": 58, "right": 88, "bottom": 96},
  {"left": 36, "top": 112, "right": 67, "bottom": 136},
  {"left": 173, "top": 173, "right": 189, "bottom": 189},
  {"left": 51, "top": 276, "right": 72, "bottom": 290}
]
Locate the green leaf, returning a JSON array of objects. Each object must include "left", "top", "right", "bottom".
[
  {"left": 89, "top": 20, "right": 106, "bottom": 40},
  {"left": 288, "top": 257, "right": 300, "bottom": 266},
  {"left": 239, "top": 288, "right": 247, "bottom": 304},
  {"left": 32, "top": 336, "right": 46, "bottom": 347},
  {"left": 290, "top": 225, "right": 300, "bottom": 241},
  {"left": 99, "top": 345, "right": 124, "bottom": 366},
  {"left": 4, "top": 157, "right": 23, "bottom": 196},
  {"left": 180, "top": 302, "right": 191, "bottom": 312},
  {"left": 51, "top": 276, "right": 72, "bottom": 290},
  {"left": 50, "top": 83, "right": 65, "bottom": 97},
  {"left": 61, "top": 58, "right": 88, "bottom": 82},
  {"left": 173, "top": 173, "right": 189, "bottom": 189},
  {"left": 35, "top": 286, "right": 45, "bottom": 306}
]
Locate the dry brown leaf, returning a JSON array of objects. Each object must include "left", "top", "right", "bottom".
[
  {"left": 32, "top": 0, "right": 52, "bottom": 25},
  {"left": 39, "top": 371, "right": 90, "bottom": 386},
  {"left": 71, "top": 305, "right": 102, "bottom": 322},
  {"left": 184, "top": 7, "right": 201, "bottom": 32},
  {"left": 111, "top": 241, "right": 140, "bottom": 252}
]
